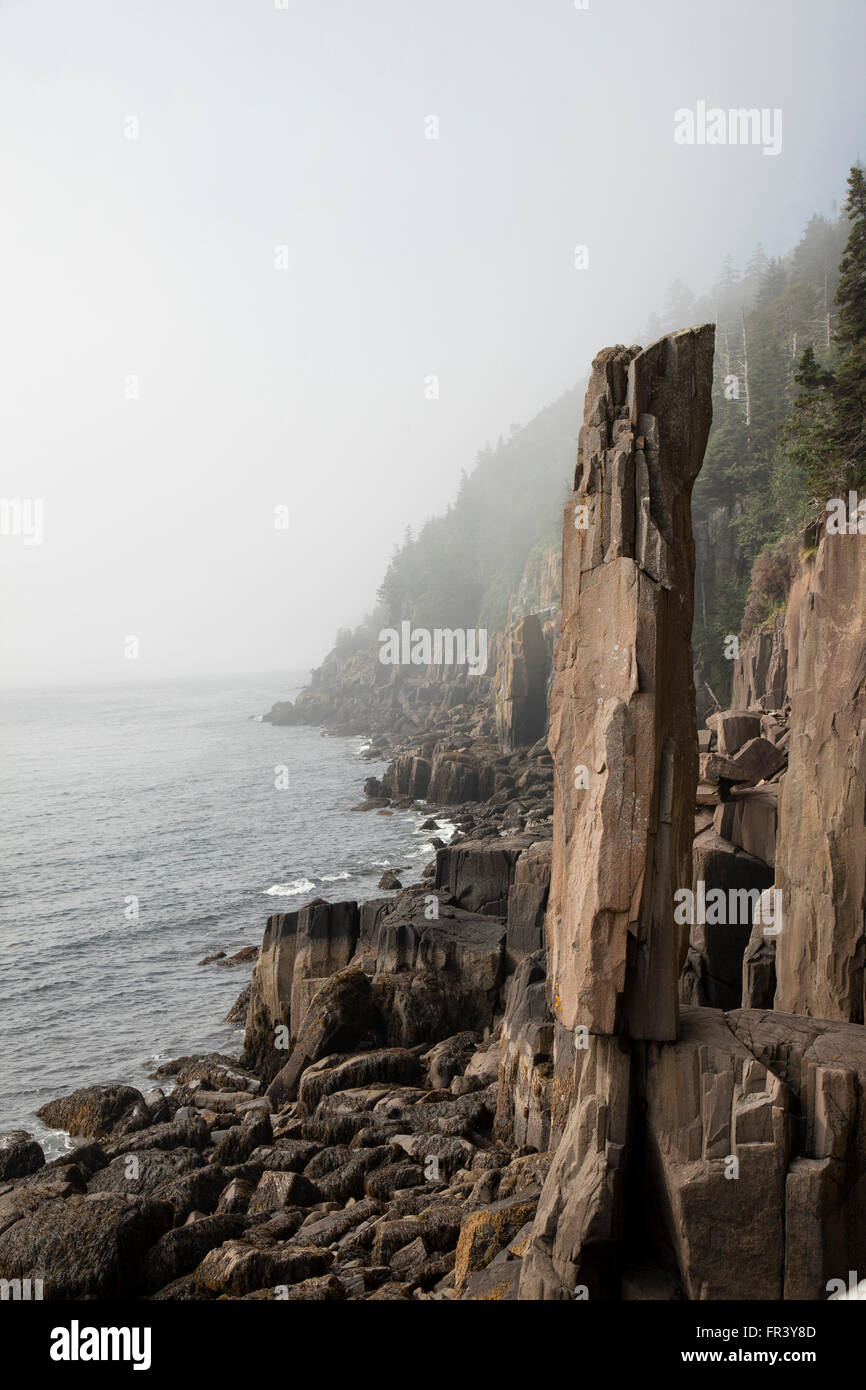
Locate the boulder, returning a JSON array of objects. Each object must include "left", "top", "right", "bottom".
[
  {"left": 101, "top": 1114, "right": 210, "bottom": 1156},
  {"left": 0, "top": 1193, "right": 174, "bottom": 1299},
  {"left": 210, "top": 1109, "right": 272, "bottom": 1166},
  {"left": 0, "top": 1132, "right": 44, "bottom": 1182},
  {"left": 192, "top": 1241, "right": 332, "bottom": 1298},
  {"left": 290, "top": 1198, "right": 380, "bottom": 1250},
  {"left": 225, "top": 984, "right": 252, "bottom": 1024},
  {"left": 150, "top": 1054, "right": 259, "bottom": 1093},
  {"left": 150, "top": 1166, "right": 230, "bottom": 1222},
  {"left": 265, "top": 970, "right": 381, "bottom": 1107},
  {"left": 247, "top": 1169, "right": 322, "bottom": 1211},
  {"left": 422, "top": 1033, "right": 479, "bottom": 1090},
  {"left": 454, "top": 1187, "right": 541, "bottom": 1294},
  {"left": 140, "top": 1213, "right": 250, "bottom": 1295},
  {"left": 216, "top": 945, "right": 258, "bottom": 968},
  {"left": 297, "top": 1049, "right": 423, "bottom": 1112},
  {"left": 699, "top": 752, "right": 753, "bottom": 785},
  {"left": 36, "top": 1084, "right": 144, "bottom": 1139},
  {"left": 705, "top": 710, "right": 763, "bottom": 758},
  {"left": 730, "top": 736, "right": 786, "bottom": 783},
  {"left": 86, "top": 1147, "right": 204, "bottom": 1199},
  {"left": 460, "top": 1256, "right": 521, "bottom": 1301}
]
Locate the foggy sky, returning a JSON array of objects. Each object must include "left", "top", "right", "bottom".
[{"left": 1, "top": 0, "right": 863, "bottom": 686}]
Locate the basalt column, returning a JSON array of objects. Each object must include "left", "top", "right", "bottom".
[
  {"left": 546, "top": 327, "right": 714, "bottom": 1041},
  {"left": 774, "top": 529, "right": 866, "bottom": 1020}
]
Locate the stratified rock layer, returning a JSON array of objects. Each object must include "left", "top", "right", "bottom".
[{"left": 546, "top": 327, "right": 714, "bottom": 1040}]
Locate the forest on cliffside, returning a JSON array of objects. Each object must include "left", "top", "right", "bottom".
[{"left": 330, "top": 165, "right": 865, "bottom": 707}]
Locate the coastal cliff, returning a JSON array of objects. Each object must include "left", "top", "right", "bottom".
[{"left": 3, "top": 327, "right": 864, "bottom": 1304}]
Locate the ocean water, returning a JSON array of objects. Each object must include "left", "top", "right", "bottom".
[{"left": 0, "top": 674, "right": 453, "bottom": 1158}]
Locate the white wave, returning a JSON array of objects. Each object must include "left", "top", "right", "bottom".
[
  {"left": 408, "top": 841, "right": 436, "bottom": 857},
  {"left": 321, "top": 871, "right": 350, "bottom": 882},
  {"left": 371, "top": 858, "right": 391, "bottom": 867},
  {"left": 411, "top": 816, "right": 456, "bottom": 844},
  {"left": 35, "top": 1127, "right": 76, "bottom": 1163},
  {"left": 264, "top": 878, "right": 316, "bottom": 896}
]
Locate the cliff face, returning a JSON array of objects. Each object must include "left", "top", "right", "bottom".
[
  {"left": 507, "top": 542, "right": 561, "bottom": 624},
  {"left": 518, "top": 327, "right": 866, "bottom": 1303},
  {"left": 281, "top": 647, "right": 497, "bottom": 743},
  {"left": 774, "top": 534, "right": 866, "bottom": 1020},
  {"left": 12, "top": 326, "right": 866, "bottom": 1306},
  {"left": 546, "top": 327, "right": 715, "bottom": 1041},
  {"left": 693, "top": 502, "right": 743, "bottom": 721},
  {"left": 268, "top": 511, "right": 563, "bottom": 761},
  {"left": 731, "top": 610, "right": 788, "bottom": 710}
]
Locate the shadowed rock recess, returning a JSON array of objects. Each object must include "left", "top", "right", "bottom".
[{"left": 4, "top": 326, "right": 864, "bottom": 1302}]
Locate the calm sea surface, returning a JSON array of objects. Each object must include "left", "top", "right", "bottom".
[{"left": 0, "top": 673, "right": 451, "bottom": 1156}]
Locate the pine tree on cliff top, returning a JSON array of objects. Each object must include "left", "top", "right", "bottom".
[
  {"left": 831, "top": 165, "right": 866, "bottom": 487},
  {"left": 787, "top": 165, "right": 866, "bottom": 506}
]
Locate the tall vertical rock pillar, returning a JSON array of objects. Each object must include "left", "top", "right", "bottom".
[{"left": 546, "top": 327, "right": 714, "bottom": 1041}]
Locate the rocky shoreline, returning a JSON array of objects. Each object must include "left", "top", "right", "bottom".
[
  {"left": 0, "top": 706, "right": 562, "bottom": 1301},
  {"left": 3, "top": 325, "right": 865, "bottom": 1303}
]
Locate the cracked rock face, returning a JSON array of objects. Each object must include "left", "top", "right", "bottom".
[
  {"left": 774, "top": 532, "right": 866, "bottom": 1021},
  {"left": 517, "top": 1032, "right": 632, "bottom": 1300},
  {"left": 640, "top": 1008, "right": 791, "bottom": 1301},
  {"left": 546, "top": 327, "right": 715, "bottom": 1041}
]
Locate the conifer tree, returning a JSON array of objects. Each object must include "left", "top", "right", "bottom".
[{"left": 831, "top": 165, "right": 866, "bottom": 487}]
